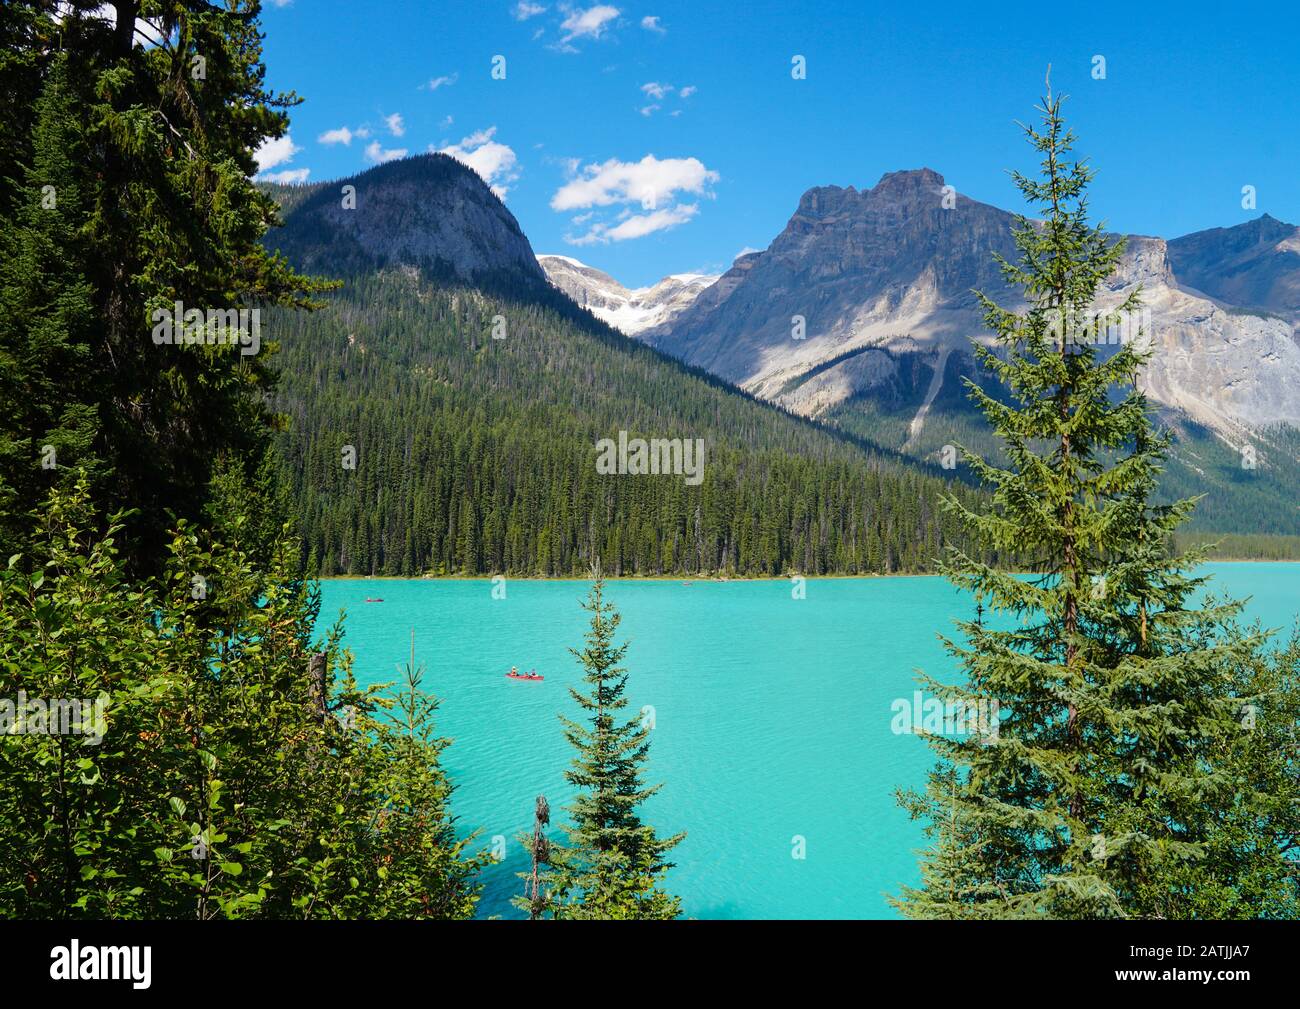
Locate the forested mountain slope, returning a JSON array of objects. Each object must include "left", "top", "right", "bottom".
[{"left": 262, "top": 157, "right": 1000, "bottom": 576}]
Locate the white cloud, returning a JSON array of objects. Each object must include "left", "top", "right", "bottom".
[
  {"left": 254, "top": 134, "right": 300, "bottom": 171},
  {"left": 640, "top": 15, "right": 665, "bottom": 34},
  {"left": 639, "top": 82, "right": 693, "bottom": 116},
  {"left": 318, "top": 126, "right": 359, "bottom": 146},
  {"left": 436, "top": 127, "right": 521, "bottom": 200},
  {"left": 260, "top": 168, "right": 311, "bottom": 184},
  {"left": 253, "top": 133, "right": 309, "bottom": 183},
  {"left": 560, "top": 4, "right": 619, "bottom": 43},
  {"left": 551, "top": 154, "right": 718, "bottom": 212},
  {"left": 569, "top": 204, "right": 698, "bottom": 245},
  {"left": 554, "top": 154, "right": 717, "bottom": 245},
  {"left": 365, "top": 141, "right": 408, "bottom": 164},
  {"left": 134, "top": 16, "right": 165, "bottom": 45},
  {"left": 440, "top": 115, "right": 455, "bottom": 129},
  {"left": 385, "top": 113, "right": 405, "bottom": 137},
  {"left": 513, "top": 1, "right": 546, "bottom": 18},
  {"left": 426, "top": 72, "right": 459, "bottom": 90}
]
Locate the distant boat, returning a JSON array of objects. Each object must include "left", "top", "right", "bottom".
[
  {"left": 364, "top": 597, "right": 384, "bottom": 603},
  {"left": 682, "top": 581, "right": 693, "bottom": 586},
  {"left": 506, "top": 670, "right": 544, "bottom": 681}
]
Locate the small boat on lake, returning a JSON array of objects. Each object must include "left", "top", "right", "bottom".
[
  {"left": 506, "top": 668, "right": 544, "bottom": 681},
  {"left": 364, "top": 597, "right": 384, "bottom": 603}
]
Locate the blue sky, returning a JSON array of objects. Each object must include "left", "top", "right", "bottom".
[{"left": 254, "top": 0, "right": 1300, "bottom": 288}]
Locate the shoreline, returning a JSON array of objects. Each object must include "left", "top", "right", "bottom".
[{"left": 318, "top": 559, "right": 1300, "bottom": 582}]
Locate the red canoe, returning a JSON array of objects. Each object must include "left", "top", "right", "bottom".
[{"left": 505, "top": 672, "right": 544, "bottom": 681}]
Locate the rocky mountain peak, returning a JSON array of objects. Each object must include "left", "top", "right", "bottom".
[
  {"left": 1168, "top": 213, "right": 1300, "bottom": 323},
  {"left": 794, "top": 169, "right": 949, "bottom": 220},
  {"left": 796, "top": 185, "right": 857, "bottom": 217},
  {"left": 264, "top": 153, "right": 546, "bottom": 287},
  {"left": 641, "top": 171, "right": 1300, "bottom": 438},
  {"left": 870, "top": 167, "right": 947, "bottom": 203}
]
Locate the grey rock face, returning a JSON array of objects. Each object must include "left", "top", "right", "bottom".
[
  {"left": 1168, "top": 215, "right": 1300, "bottom": 325},
  {"left": 266, "top": 154, "right": 546, "bottom": 286},
  {"left": 644, "top": 169, "right": 1300, "bottom": 436},
  {"left": 645, "top": 169, "right": 1019, "bottom": 385},
  {"left": 1101, "top": 236, "right": 1300, "bottom": 432}
]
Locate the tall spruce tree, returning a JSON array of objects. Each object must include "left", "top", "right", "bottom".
[
  {"left": 895, "top": 79, "right": 1276, "bottom": 919},
  {"left": 0, "top": 1, "right": 329, "bottom": 572},
  {"left": 536, "top": 567, "right": 683, "bottom": 920}
]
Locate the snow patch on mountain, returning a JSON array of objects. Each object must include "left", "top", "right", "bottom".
[{"left": 537, "top": 254, "right": 718, "bottom": 336}]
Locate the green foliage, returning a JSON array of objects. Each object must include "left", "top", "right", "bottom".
[
  {"left": 521, "top": 571, "right": 683, "bottom": 919},
  {"left": 895, "top": 84, "right": 1299, "bottom": 919},
  {"left": 1123, "top": 619, "right": 1300, "bottom": 919},
  {"left": 0, "top": 1, "right": 331, "bottom": 573},
  {"left": 0, "top": 473, "right": 482, "bottom": 919},
  {"left": 1173, "top": 531, "right": 1300, "bottom": 561},
  {"left": 0, "top": 3, "right": 482, "bottom": 922}
]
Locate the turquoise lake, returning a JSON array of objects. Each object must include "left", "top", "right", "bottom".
[{"left": 318, "top": 564, "right": 1300, "bottom": 920}]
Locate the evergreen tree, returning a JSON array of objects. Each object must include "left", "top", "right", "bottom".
[
  {"left": 0, "top": 1, "right": 487, "bottom": 923},
  {"left": 538, "top": 567, "right": 683, "bottom": 919},
  {"left": 0, "top": 1, "right": 330, "bottom": 572},
  {"left": 895, "top": 79, "right": 1281, "bottom": 919}
]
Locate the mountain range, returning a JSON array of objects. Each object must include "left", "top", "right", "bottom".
[
  {"left": 541, "top": 168, "right": 1300, "bottom": 440},
  {"left": 260, "top": 155, "right": 998, "bottom": 577},
  {"left": 539, "top": 169, "right": 1300, "bottom": 536},
  {"left": 261, "top": 153, "right": 1300, "bottom": 568}
]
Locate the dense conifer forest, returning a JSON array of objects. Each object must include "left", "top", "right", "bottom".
[{"left": 266, "top": 266, "right": 1008, "bottom": 577}]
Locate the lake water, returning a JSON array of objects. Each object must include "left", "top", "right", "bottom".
[{"left": 318, "top": 563, "right": 1300, "bottom": 920}]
